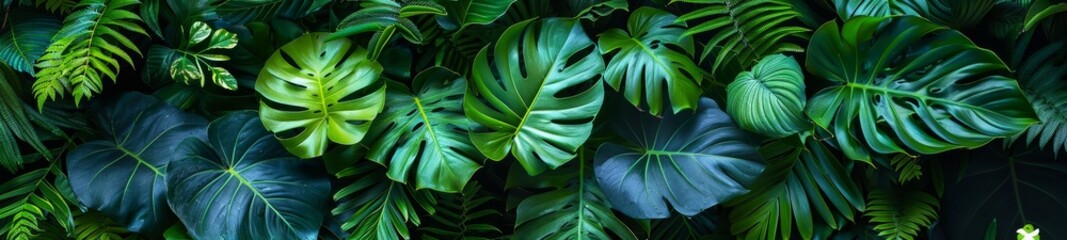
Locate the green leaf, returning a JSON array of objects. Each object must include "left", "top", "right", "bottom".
[
  {"left": 594, "top": 98, "right": 764, "bottom": 219},
  {"left": 420, "top": 182, "right": 503, "bottom": 240},
  {"left": 831, "top": 0, "right": 929, "bottom": 20},
  {"left": 66, "top": 92, "right": 207, "bottom": 234},
  {"left": 157, "top": 21, "right": 240, "bottom": 90},
  {"left": 256, "top": 33, "right": 387, "bottom": 159},
  {"left": 329, "top": 0, "right": 446, "bottom": 59},
  {"left": 365, "top": 67, "right": 482, "bottom": 193},
  {"left": 32, "top": 0, "right": 147, "bottom": 108},
  {"left": 726, "top": 137, "right": 865, "bottom": 240},
  {"left": 464, "top": 18, "right": 605, "bottom": 176},
  {"left": 1010, "top": 41, "right": 1067, "bottom": 155},
  {"left": 440, "top": 0, "right": 517, "bottom": 32},
  {"left": 0, "top": 64, "right": 53, "bottom": 172},
  {"left": 890, "top": 154, "right": 922, "bottom": 183},
  {"left": 514, "top": 152, "right": 637, "bottom": 240},
  {"left": 672, "top": 0, "right": 809, "bottom": 76},
  {"left": 598, "top": 7, "right": 701, "bottom": 116},
  {"left": 0, "top": 164, "right": 77, "bottom": 240},
  {"left": 804, "top": 16, "right": 1038, "bottom": 162},
  {"left": 570, "top": 0, "right": 629, "bottom": 21},
  {"left": 215, "top": 0, "right": 331, "bottom": 25},
  {"left": 726, "top": 54, "right": 810, "bottom": 138},
  {"left": 330, "top": 163, "right": 435, "bottom": 240},
  {"left": 0, "top": 10, "right": 60, "bottom": 76},
  {"left": 166, "top": 111, "right": 331, "bottom": 240},
  {"left": 865, "top": 189, "right": 939, "bottom": 240},
  {"left": 1023, "top": 0, "right": 1067, "bottom": 33}
]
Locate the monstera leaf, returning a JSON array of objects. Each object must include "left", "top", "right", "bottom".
[
  {"left": 365, "top": 67, "right": 482, "bottom": 193},
  {"left": 464, "top": 18, "right": 605, "bottom": 176},
  {"left": 598, "top": 7, "right": 701, "bottom": 116},
  {"left": 805, "top": 16, "right": 1037, "bottom": 162},
  {"left": 726, "top": 54, "right": 810, "bottom": 138},
  {"left": 594, "top": 98, "right": 764, "bottom": 219},
  {"left": 256, "top": 33, "right": 386, "bottom": 159},
  {"left": 66, "top": 93, "right": 207, "bottom": 234},
  {"left": 166, "top": 111, "right": 331, "bottom": 240}
]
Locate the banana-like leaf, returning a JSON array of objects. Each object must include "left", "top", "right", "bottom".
[
  {"left": 464, "top": 18, "right": 605, "bottom": 176},
  {"left": 166, "top": 111, "right": 331, "bottom": 240},
  {"left": 594, "top": 98, "right": 764, "bottom": 219},
  {"left": 0, "top": 10, "right": 60, "bottom": 76},
  {"left": 329, "top": 0, "right": 446, "bottom": 59},
  {"left": 726, "top": 54, "right": 809, "bottom": 138},
  {"left": 66, "top": 92, "right": 207, "bottom": 234},
  {"left": 440, "top": 0, "right": 517, "bottom": 32},
  {"left": 256, "top": 33, "right": 386, "bottom": 159},
  {"left": 805, "top": 16, "right": 1037, "bottom": 162},
  {"left": 366, "top": 67, "right": 482, "bottom": 193},
  {"left": 598, "top": 7, "right": 701, "bottom": 116}
]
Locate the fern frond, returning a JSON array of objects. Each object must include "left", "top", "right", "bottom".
[
  {"left": 1010, "top": 41, "right": 1067, "bottom": 156},
  {"left": 672, "top": 0, "right": 809, "bottom": 76},
  {"left": 5, "top": 203, "right": 44, "bottom": 240},
  {"left": 0, "top": 10, "right": 60, "bottom": 76},
  {"left": 70, "top": 211, "right": 127, "bottom": 240},
  {"left": 32, "top": 0, "right": 146, "bottom": 108},
  {"left": 332, "top": 163, "right": 435, "bottom": 240},
  {"left": 0, "top": 65, "right": 54, "bottom": 172},
  {"left": 0, "top": 163, "right": 77, "bottom": 239},
  {"left": 420, "top": 182, "right": 502, "bottom": 240},
  {"left": 891, "top": 154, "right": 922, "bottom": 183},
  {"left": 865, "top": 189, "right": 940, "bottom": 240}
]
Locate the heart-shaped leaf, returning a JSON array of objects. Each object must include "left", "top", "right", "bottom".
[
  {"left": 66, "top": 92, "right": 207, "bottom": 234},
  {"left": 726, "top": 54, "right": 810, "bottom": 138},
  {"left": 256, "top": 32, "right": 386, "bottom": 159},
  {"left": 365, "top": 67, "right": 482, "bottom": 193},
  {"left": 464, "top": 18, "right": 605, "bottom": 176},
  {"left": 598, "top": 7, "right": 701, "bottom": 116},
  {"left": 166, "top": 111, "right": 330, "bottom": 240},
  {"left": 805, "top": 16, "right": 1037, "bottom": 162},
  {"left": 594, "top": 97, "right": 765, "bottom": 219}
]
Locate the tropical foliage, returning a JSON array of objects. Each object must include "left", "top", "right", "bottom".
[{"left": 1, "top": 0, "right": 1066, "bottom": 239}]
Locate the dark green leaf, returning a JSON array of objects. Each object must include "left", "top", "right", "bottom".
[
  {"left": 805, "top": 16, "right": 1037, "bottom": 162},
  {"left": 66, "top": 92, "right": 206, "bottom": 234},
  {"left": 594, "top": 98, "right": 764, "bottom": 219},
  {"left": 166, "top": 111, "right": 331, "bottom": 240}
]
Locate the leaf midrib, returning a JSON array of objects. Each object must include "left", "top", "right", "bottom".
[
  {"left": 223, "top": 167, "right": 301, "bottom": 235},
  {"left": 842, "top": 82, "right": 996, "bottom": 114}
]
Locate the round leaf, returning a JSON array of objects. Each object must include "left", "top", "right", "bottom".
[
  {"left": 804, "top": 16, "right": 1037, "bottom": 162},
  {"left": 594, "top": 98, "right": 765, "bottom": 219},
  {"left": 365, "top": 67, "right": 482, "bottom": 193},
  {"left": 598, "top": 7, "right": 701, "bottom": 116},
  {"left": 464, "top": 18, "right": 606, "bottom": 175},
  {"left": 166, "top": 111, "right": 331, "bottom": 240},
  {"left": 256, "top": 32, "right": 386, "bottom": 159},
  {"left": 66, "top": 92, "right": 207, "bottom": 234},
  {"left": 726, "top": 54, "right": 810, "bottom": 138}
]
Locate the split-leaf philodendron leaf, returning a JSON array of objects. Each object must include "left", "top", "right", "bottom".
[
  {"left": 257, "top": 32, "right": 386, "bottom": 159},
  {"left": 166, "top": 111, "right": 330, "bottom": 240},
  {"left": 464, "top": 18, "right": 605, "bottom": 176},
  {"left": 366, "top": 67, "right": 483, "bottom": 193},
  {"left": 805, "top": 16, "right": 1038, "bottom": 162}
]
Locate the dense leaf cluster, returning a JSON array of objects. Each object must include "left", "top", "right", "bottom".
[{"left": 1, "top": 0, "right": 1066, "bottom": 239}]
